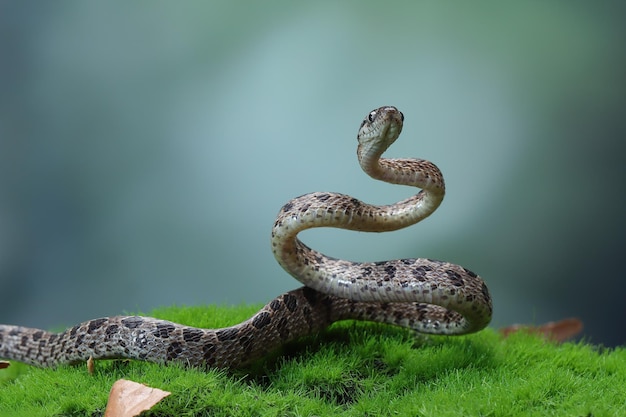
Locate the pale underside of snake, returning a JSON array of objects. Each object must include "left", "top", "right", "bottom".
[{"left": 0, "top": 106, "right": 492, "bottom": 370}]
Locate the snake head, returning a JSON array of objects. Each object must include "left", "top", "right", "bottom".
[{"left": 357, "top": 106, "right": 404, "bottom": 173}]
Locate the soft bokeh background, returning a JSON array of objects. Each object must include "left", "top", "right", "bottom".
[{"left": 1, "top": 2, "right": 625, "bottom": 346}]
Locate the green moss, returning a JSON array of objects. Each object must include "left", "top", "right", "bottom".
[{"left": 1, "top": 304, "right": 624, "bottom": 417}]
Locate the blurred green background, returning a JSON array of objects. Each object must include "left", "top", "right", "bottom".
[{"left": 1, "top": 2, "right": 624, "bottom": 346}]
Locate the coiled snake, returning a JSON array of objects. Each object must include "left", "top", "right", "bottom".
[{"left": 0, "top": 106, "right": 492, "bottom": 369}]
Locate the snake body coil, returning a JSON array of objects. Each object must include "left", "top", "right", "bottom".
[{"left": 0, "top": 106, "right": 492, "bottom": 369}]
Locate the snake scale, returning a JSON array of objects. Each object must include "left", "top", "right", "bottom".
[{"left": 0, "top": 106, "right": 492, "bottom": 369}]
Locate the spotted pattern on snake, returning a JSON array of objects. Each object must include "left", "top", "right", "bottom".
[{"left": 0, "top": 106, "right": 492, "bottom": 369}]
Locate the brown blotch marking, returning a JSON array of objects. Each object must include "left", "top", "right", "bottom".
[
  {"left": 121, "top": 317, "right": 143, "bottom": 329},
  {"left": 384, "top": 264, "right": 396, "bottom": 279},
  {"left": 445, "top": 269, "right": 464, "bottom": 287},
  {"left": 105, "top": 324, "right": 119, "bottom": 335},
  {"left": 69, "top": 325, "right": 80, "bottom": 336},
  {"left": 88, "top": 318, "right": 108, "bottom": 332},
  {"left": 283, "top": 293, "right": 298, "bottom": 312},
  {"left": 202, "top": 343, "right": 217, "bottom": 364},
  {"left": 74, "top": 334, "right": 85, "bottom": 348},
  {"left": 269, "top": 298, "right": 282, "bottom": 311},
  {"left": 31, "top": 330, "right": 44, "bottom": 342},
  {"left": 153, "top": 323, "right": 176, "bottom": 338},
  {"left": 166, "top": 341, "right": 183, "bottom": 360},
  {"left": 444, "top": 310, "right": 459, "bottom": 322},
  {"left": 252, "top": 311, "right": 271, "bottom": 329},
  {"left": 216, "top": 328, "right": 239, "bottom": 342},
  {"left": 182, "top": 328, "right": 204, "bottom": 343},
  {"left": 412, "top": 266, "right": 431, "bottom": 282}
]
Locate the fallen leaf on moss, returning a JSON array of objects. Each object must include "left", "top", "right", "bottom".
[
  {"left": 103, "top": 379, "right": 170, "bottom": 417},
  {"left": 0, "top": 361, "right": 9, "bottom": 369},
  {"left": 500, "top": 317, "right": 583, "bottom": 342}
]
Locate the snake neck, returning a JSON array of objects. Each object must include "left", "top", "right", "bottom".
[{"left": 271, "top": 156, "right": 446, "bottom": 294}]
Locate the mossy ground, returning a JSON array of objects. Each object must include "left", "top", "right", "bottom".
[{"left": 1, "top": 304, "right": 624, "bottom": 417}]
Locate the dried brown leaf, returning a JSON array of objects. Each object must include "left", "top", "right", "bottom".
[
  {"left": 499, "top": 317, "right": 584, "bottom": 343},
  {"left": 103, "top": 379, "right": 170, "bottom": 417}
]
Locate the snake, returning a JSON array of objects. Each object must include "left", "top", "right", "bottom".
[{"left": 0, "top": 106, "right": 492, "bottom": 370}]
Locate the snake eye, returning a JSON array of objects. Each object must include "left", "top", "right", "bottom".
[{"left": 367, "top": 110, "right": 377, "bottom": 123}]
